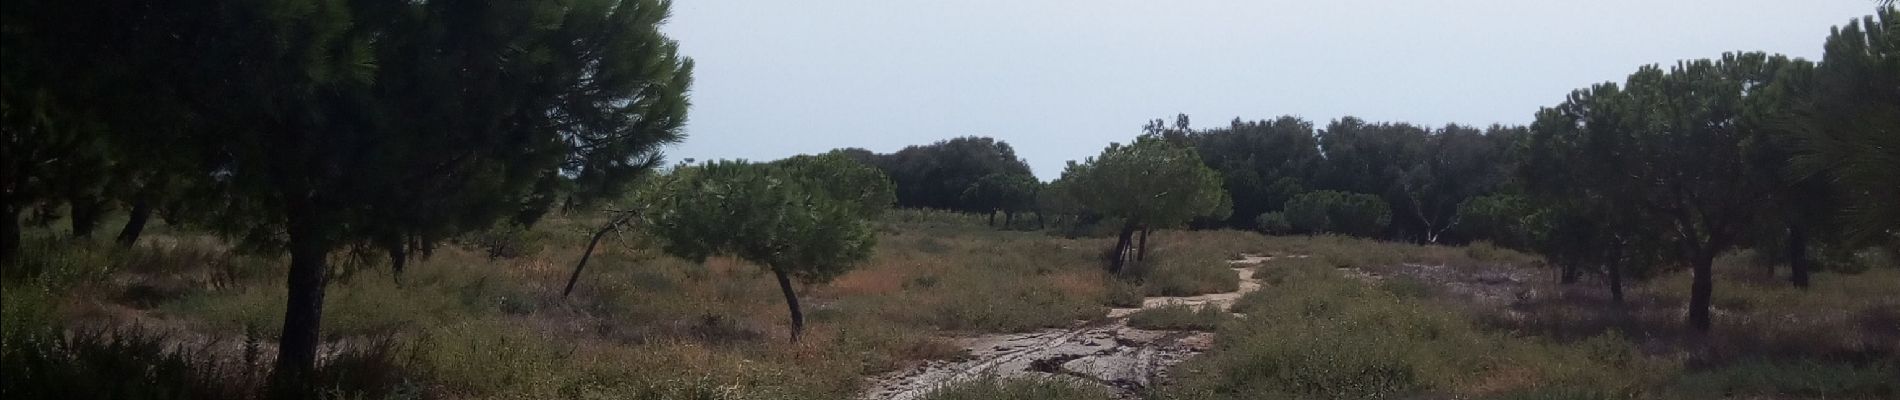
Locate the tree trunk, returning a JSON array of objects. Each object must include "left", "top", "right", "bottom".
[
  {"left": 387, "top": 242, "right": 408, "bottom": 284},
  {"left": 987, "top": 211, "right": 996, "bottom": 227},
  {"left": 1560, "top": 262, "right": 1580, "bottom": 285},
  {"left": 1788, "top": 227, "right": 1809, "bottom": 288},
  {"left": 1036, "top": 211, "right": 1046, "bottom": 230},
  {"left": 1687, "top": 251, "right": 1715, "bottom": 333},
  {"left": 115, "top": 198, "right": 152, "bottom": 247},
  {"left": 271, "top": 205, "right": 330, "bottom": 399},
  {"left": 1109, "top": 226, "right": 1135, "bottom": 274},
  {"left": 1607, "top": 256, "right": 1624, "bottom": 305},
  {"left": 1136, "top": 228, "right": 1151, "bottom": 262},
  {"left": 69, "top": 199, "right": 102, "bottom": 239},
  {"left": 1, "top": 202, "right": 19, "bottom": 269},
  {"left": 562, "top": 221, "right": 618, "bottom": 297},
  {"left": 772, "top": 268, "right": 805, "bottom": 342}
]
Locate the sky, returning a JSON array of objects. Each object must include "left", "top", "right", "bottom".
[{"left": 659, "top": 0, "right": 1881, "bottom": 180}]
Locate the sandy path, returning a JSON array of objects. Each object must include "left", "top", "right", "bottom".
[{"left": 857, "top": 254, "right": 1274, "bottom": 400}]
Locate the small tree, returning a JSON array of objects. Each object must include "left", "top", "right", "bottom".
[
  {"left": 1053, "top": 135, "right": 1226, "bottom": 273},
  {"left": 644, "top": 157, "right": 891, "bottom": 341},
  {"left": 960, "top": 172, "right": 1039, "bottom": 227}
]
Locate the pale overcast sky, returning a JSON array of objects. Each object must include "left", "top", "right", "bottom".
[{"left": 660, "top": 0, "right": 1880, "bottom": 180}]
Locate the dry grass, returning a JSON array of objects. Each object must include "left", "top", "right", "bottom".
[
  {"left": 4, "top": 210, "right": 1125, "bottom": 399},
  {"left": 8, "top": 212, "right": 1894, "bottom": 399}
]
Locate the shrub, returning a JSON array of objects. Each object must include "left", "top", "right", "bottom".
[
  {"left": 1166, "top": 258, "right": 1668, "bottom": 399},
  {"left": 1104, "top": 277, "right": 1145, "bottom": 308},
  {"left": 1136, "top": 250, "right": 1240, "bottom": 297},
  {"left": 1127, "top": 304, "right": 1227, "bottom": 331},
  {"left": 1283, "top": 190, "right": 1391, "bottom": 237},
  {"left": 1256, "top": 212, "right": 1293, "bottom": 234}
]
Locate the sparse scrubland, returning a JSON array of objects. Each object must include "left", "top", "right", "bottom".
[
  {"left": 5, "top": 1, "right": 1896, "bottom": 399},
  {"left": 7, "top": 212, "right": 1894, "bottom": 399},
  {"left": 3, "top": 209, "right": 1241, "bottom": 399}
]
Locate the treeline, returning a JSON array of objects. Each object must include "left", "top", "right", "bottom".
[
  {"left": 836, "top": 9, "right": 1899, "bottom": 334},
  {"left": 833, "top": 137, "right": 1040, "bottom": 226}
]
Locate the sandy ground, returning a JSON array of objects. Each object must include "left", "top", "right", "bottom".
[{"left": 858, "top": 255, "right": 1274, "bottom": 400}]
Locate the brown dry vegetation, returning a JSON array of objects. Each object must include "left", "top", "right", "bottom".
[
  {"left": 4, "top": 210, "right": 1894, "bottom": 399},
  {"left": 3, "top": 209, "right": 1238, "bottom": 399}
]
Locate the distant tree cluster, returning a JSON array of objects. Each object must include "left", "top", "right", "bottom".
[
  {"left": 838, "top": 137, "right": 1039, "bottom": 225},
  {"left": 862, "top": 9, "right": 1898, "bottom": 335}
]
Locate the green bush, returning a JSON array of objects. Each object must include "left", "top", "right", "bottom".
[
  {"left": 1104, "top": 276, "right": 1145, "bottom": 308},
  {"left": 1167, "top": 258, "right": 1666, "bottom": 400},
  {"left": 1283, "top": 190, "right": 1391, "bottom": 237},
  {"left": 1256, "top": 212, "right": 1293, "bottom": 234},
  {"left": 1127, "top": 304, "right": 1227, "bottom": 331},
  {"left": 1133, "top": 250, "right": 1239, "bottom": 297}
]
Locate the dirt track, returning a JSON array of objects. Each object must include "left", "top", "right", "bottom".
[{"left": 857, "top": 255, "right": 1273, "bottom": 400}]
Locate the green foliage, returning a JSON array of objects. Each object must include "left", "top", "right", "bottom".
[
  {"left": 1453, "top": 194, "right": 1540, "bottom": 250},
  {"left": 646, "top": 160, "right": 882, "bottom": 284},
  {"left": 1134, "top": 250, "right": 1240, "bottom": 297},
  {"left": 1053, "top": 135, "right": 1228, "bottom": 231},
  {"left": 958, "top": 172, "right": 1040, "bottom": 221},
  {"left": 1183, "top": 117, "right": 1324, "bottom": 228},
  {"left": 1166, "top": 259, "right": 1666, "bottom": 400},
  {"left": 1784, "top": 8, "right": 1900, "bottom": 245},
  {"left": 643, "top": 158, "right": 891, "bottom": 339},
  {"left": 1255, "top": 212, "right": 1293, "bottom": 235},
  {"left": 1126, "top": 304, "right": 1228, "bottom": 331},
  {"left": 773, "top": 152, "right": 899, "bottom": 218},
  {"left": 1283, "top": 190, "right": 1392, "bottom": 237},
  {"left": 847, "top": 137, "right": 1035, "bottom": 211}
]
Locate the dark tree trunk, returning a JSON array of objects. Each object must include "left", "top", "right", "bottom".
[
  {"left": 1, "top": 202, "right": 19, "bottom": 269},
  {"left": 1109, "top": 226, "right": 1135, "bottom": 274},
  {"left": 1687, "top": 251, "right": 1715, "bottom": 333},
  {"left": 987, "top": 211, "right": 996, "bottom": 227},
  {"left": 1036, "top": 211, "right": 1046, "bottom": 230},
  {"left": 772, "top": 268, "right": 804, "bottom": 342},
  {"left": 1136, "top": 228, "right": 1151, "bottom": 262},
  {"left": 562, "top": 221, "right": 618, "bottom": 297},
  {"left": 1607, "top": 255, "right": 1624, "bottom": 305},
  {"left": 1788, "top": 227, "right": 1809, "bottom": 288},
  {"left": 1560, "top": 262, "right": 1580, "bottom": 285},
  {"left": 272, "top": 210, "right": 330, "bottom": 399},
  {"left": 115, "top": 199, "right": 152, "bottom": 247},
  {"left": 387, "top": 242, "right": 408, "bottom": 284},
  {"left": 69, "top": 199, "right": 102, "bottom": 239}
]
